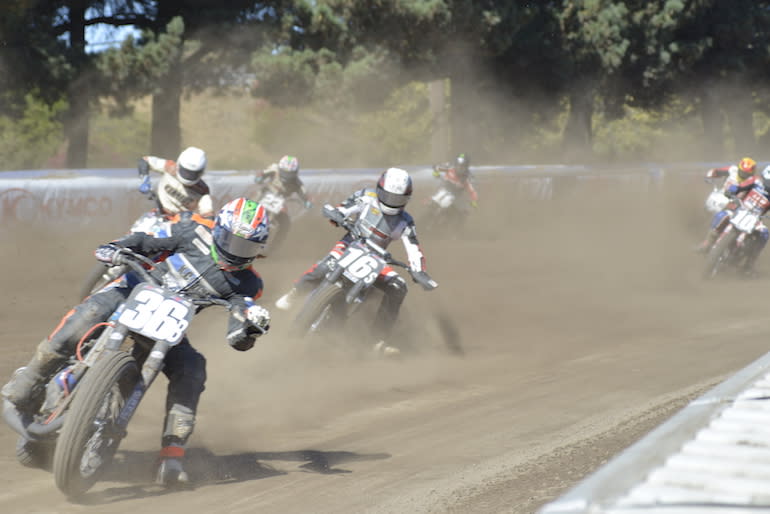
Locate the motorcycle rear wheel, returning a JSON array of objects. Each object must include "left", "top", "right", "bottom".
[
  {"left": 290, "top": 282, "right": 347, "bottom": 338},
  {"left": 52, "top": 351, "right": 139, "bottom": 499}
]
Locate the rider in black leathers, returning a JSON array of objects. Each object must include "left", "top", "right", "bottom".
[{"left": 2, "top": 199, "right": 271, "bottom": 486}]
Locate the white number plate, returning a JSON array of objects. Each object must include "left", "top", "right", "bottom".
[
  {"left": 431, "top": 188, "right": 455, "bottom": 208},
  {"left": 118, "top": 284, "right": 194, "bottom": 345},
  {"left": 337, "top": 246, "right": 384, "bottom": 285},
  {"left": 732, "top": 210, "right": 759, "bottom": 233},
  {"left": 260, "top": 192, "right": 285, "bottom": 214}
]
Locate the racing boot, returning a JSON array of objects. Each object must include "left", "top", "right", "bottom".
[
  {"left": 155, "top": 444, "right": 190, "bottom": 487},
  {"left": 275, "top": 287, "right": 298, "bottom": 311},
  {"left": 373, "top": 340, "right": 401, "bottom": 358},
  {"left": 1, "top": 339, "right": 65, "bottom": 413}
]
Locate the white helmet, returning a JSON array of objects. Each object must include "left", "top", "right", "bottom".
[
  {"left": 376, "top": 167, "right": 412, "bottom": 215},
  {"left": 176, "top": 146, "right": 207, "bottom": 186}
]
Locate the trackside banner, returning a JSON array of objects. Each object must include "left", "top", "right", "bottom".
[{"left": 0, "top": 164, "right": 706, "bottom": 230}]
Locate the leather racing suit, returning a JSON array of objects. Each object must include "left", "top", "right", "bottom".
[
  {"left": 433, "top": 163, "right": 479, "bottom": 207},
  {"left": 144, "top": 155, "right": 215, "bottom": 218},
  {"left": 295, "top": 187, "right": 427, "bottom": 339},
  {"left": 2, "top": 214, "right": 266, "bottom": 450},
  {"left": 255, "top": 163, "right": 311, "bottom": 205}
]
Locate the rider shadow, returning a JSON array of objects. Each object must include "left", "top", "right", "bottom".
[{"left": 77, "top": 447, "right": 390, "bottom": 505}]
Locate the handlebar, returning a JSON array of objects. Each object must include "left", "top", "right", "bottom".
[
  {"left": 321, "top": 204, "right": 437, "bottom": 290},
  {"left": 115, "top": 249, "right": 238, "bottom": 309}
]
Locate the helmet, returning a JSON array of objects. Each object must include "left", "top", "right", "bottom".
[
  {"left": 761, "top": 166, "right": 770, "bottom": 189},
  {"left": 738, "top": 157, "right": 757, "bottom": 180},
  {"left": 455, "top": 153, "right": 470, "bottom": 176},
  {"left": 278, "top": 155, "right": 300, "bottom": 183},
  {"left": 211, "top": 198, "right": 269, "bottom": 271},
  {"left": 376, "top": 167, "right": 413, "bottom": 215},
  {"left": 176, "top": 146, "right": 207, "bottom": 186}
]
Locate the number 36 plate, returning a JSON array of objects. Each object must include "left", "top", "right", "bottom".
[{"left": 118, "top": 284, "right": 194, "bottom": 345}]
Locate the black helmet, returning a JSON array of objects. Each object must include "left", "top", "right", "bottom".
[{"left": 455, "top": 153, "right": 470, "bottom": 176}]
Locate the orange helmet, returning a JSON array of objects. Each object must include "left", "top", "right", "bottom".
[{"left": 738, "top": 157, "right": 757, "bottom": 180}]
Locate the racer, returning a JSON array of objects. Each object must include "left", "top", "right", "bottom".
[
  {"left": 1, "top": 198, "right": 271, "bottom": 486},
  {"left": 697, "top": 157, "right": 758, "bottom": 253},
  {"left": 274, "top": 167, "right": 438, "bottom": 356},
  {"left": 254, "top": 155, "right": 313, "bottom": 209},
  {"left": 699, "top": 167, "right": 770, "bottom": 273},
  {"left": 432, "top": 153, "right": 479, "bottom": 209},
  {"left": 138, "top": 146, "right": 215, "bottom": 219},
  {"left": 703, "top": 156, "right": 757, "bottom": 214}
]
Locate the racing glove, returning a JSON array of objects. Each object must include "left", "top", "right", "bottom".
[
  {"left": 411, "top": 271, "right": 439, "bottom": 291},
  {"left": 726, "top": 184, "right": 739, "bottom": 196},
  {"left": 94, "top": 244, "right": 126, "bottom": 266},
  {"left": 246, "top": 305, "right": 271, "bottom": 335},
  {"left": 138, "top": 175, "right": 152, "bottom": 194}
]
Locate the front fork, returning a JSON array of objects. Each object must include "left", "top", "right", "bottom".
[{"left": 115, "top": 338, "right": 169, "bottom": 430}]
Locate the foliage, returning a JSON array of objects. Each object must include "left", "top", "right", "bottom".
[
  {"left": 0, "top": 93, "right": 66, "bottom": 170},
  {"left": 253, "top": 81, "right": 432, "bottom": 167}
]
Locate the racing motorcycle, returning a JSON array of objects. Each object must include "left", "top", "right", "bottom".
[
  {"left": 3, "top": 249, "right": 253, "bottom": 499},
  {"left": 421, "top": 181, "right": 472, "bottom": 235},
  {"left": 291, "top": 204, "right": 437, "bottom": 339},
  {"left": 78, "top": 175, "right": 173, "bottom": 300},
  {"left": 703, "top": 187, "right": 770, "bottom": 278}
]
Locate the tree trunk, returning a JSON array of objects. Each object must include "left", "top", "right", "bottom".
[
  {"left": 65, "top": 0, "right": 89, "bottom": 169},
  {"left": 429, "top": 79, "right": 450, "bottom": 163},
  {"left": 699, "top": 85, "right": 725, "bottom": 160},
  {"left": 562, "top": 81, "right": 595, "bottom": 161},
  {"left": 150, "top": 55, "right": 182, "bottom": 157},
  {"left": 723, "top": 82, "right": 756, "bottom": 156}
]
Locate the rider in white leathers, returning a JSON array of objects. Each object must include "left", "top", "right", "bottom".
[
  {"left": 138, "top": 146, "right": 214, "bottom": 219},
  {"left": 275, "top": 168, "right": 437, "bottom": 355}
]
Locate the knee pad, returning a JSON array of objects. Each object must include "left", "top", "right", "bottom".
[{"left": 162, "top": 404, "right": 196, "bottom": 444}]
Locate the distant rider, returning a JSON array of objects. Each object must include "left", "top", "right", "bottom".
[
  {"left": 432, "top": 153, "right": 479, "bottom": 209},
  {"left": 698, "top": 166, "right": 770, "bottom": 273},
  {"left": 697, "top": 157, "right": 757, "bottom": 252},
  {"left": 254, "top": 155, "right": 313, "bottom": 209},
  {"left": 138, "top": 146, "right": 215, "bottom": 219},
  {"left": 1, "top": 198, "right": 272, "bottom": 486},
  {"left": 274, "top": 167, "right": 438, "bottom": 356}
]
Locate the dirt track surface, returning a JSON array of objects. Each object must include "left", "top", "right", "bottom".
[{"left": 2, "top": 175, "right": 770, "bottom": 514}]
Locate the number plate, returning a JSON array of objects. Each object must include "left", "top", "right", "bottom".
[
  {"left": 118, "top": 284, "right": 194, "bottom": 345},
  {"left": 732, "top": 210, "right": 759, "bottom": 233},
  {"left": 432, "top": 188, "right": 455, "bottom": 208},
  {"left": 260, "top": 192, "right": 285, "bottom": 214},
  {"left": 337, "top": 243, "right": 385, "bottom": 285}
]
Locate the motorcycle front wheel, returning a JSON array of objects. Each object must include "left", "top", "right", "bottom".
[
  {"left": 290, "top": 282, "right": 347, "bottom": 338},
  {"left": 704, "top": 230, "right": 739, "bottom": 279},
  {"left": 52, "top": 351, "right": 139, "bottom": 499}
]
